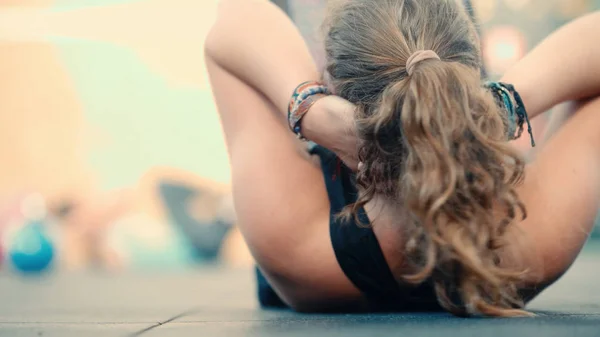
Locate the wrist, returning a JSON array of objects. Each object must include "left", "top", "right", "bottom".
[
  {"left": 300, "top": 97, "right": 329, "bottom": 144},
  {"left": 500, "top": 70, "right": 540, "bottom": 120},
  {"left": 302, "top": 96, "right": 356, "bottom": 149},
  {"left": 288, "top": 82, "right": 330, "bottom": 140}
]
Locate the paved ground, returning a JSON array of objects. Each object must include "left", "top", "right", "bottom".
[{"left": 1, "top": 245, "right": 600, "bottom": 337}]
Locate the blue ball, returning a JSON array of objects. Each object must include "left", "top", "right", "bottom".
[{"left": 8, "top": 222, "right": 54, "bottom": 273}]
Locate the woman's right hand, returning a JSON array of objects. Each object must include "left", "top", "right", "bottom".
[{"left": 302, "top": 95, "right": 361, "bottom": 170}]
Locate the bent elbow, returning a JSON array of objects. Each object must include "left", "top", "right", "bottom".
[
  {"left": 203, "top": 0, "right": 255, "bottom": 62},
  {"left": 204, "top": 24, "right": 219, "bottom": 62}
]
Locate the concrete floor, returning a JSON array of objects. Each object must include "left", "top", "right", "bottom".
[{"left": 1, "top": 246, "right": 599, "bottom": 337}]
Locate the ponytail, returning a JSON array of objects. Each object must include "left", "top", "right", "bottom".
[
  {"left": 324, "top": 0, "right": 532, "bottom": 317},
  {"left": 354, "top": 57, "right": 530, "bottom": 317}
]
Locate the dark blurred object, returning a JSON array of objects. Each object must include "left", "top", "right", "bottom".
[
  {"left": 159, "top": 181, "right": 232, "bottom": 262},
  {"left": 272, "top": 0, "right": 290, "bottom": 15},
  {"left": 256, "top": 267, "right": 287, "bottom": 308},
  {"left": 48, "top": 200, "right": 76, "bottom": 220},
  {"left": 592, "top": 214, "right": 600, "bottom": 239}
]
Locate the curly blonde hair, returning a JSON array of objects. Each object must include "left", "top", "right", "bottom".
[{"left": 325, "top": 0, "right": 530, "bottom": 317}]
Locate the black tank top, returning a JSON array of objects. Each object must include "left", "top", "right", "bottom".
[
  {"left": 309, "top": 144, "right": 440, "bottom": 311},
  {"left": 257, "top": 144, "right": 440, "bottom": 311}
]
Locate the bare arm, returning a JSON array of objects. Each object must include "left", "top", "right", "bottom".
[
  {"left": 500, "top": 13, "right": 600, "bottom": 294},
  {"left": 205, "top": 0, "right": 356, "bottom": 160},
  {"left": 205, "top": 0, "right": 318, "bottom": 115},
  {"left": 204, "top": 0, "right": 364, "bottom": 309},
  {"left": 501, "top": 12, "right": 600, "bottom": 119}
]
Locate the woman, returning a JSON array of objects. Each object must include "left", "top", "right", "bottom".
[{"left": 205, "top": 0, "right": 600, "bottom": 317}]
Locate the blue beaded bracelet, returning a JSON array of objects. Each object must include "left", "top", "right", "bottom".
[{"left": 485, "top": 81, "right": 535, "bottom": 147}]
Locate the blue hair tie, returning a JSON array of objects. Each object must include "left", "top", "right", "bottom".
[{"left": 484, "top": 81, "right": 535, "bottom": 147}]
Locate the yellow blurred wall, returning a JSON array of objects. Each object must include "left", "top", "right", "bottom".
[{"left": 0, "top": 0, "right": 223, "bottom": 202}]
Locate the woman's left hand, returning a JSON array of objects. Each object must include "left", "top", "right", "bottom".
[{"left": 302, "top": 95, "right": 361, "bottom": 170}]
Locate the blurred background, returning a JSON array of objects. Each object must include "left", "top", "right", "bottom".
[{"left": 0, "top": 0, "right": 598, "bottom": 277}]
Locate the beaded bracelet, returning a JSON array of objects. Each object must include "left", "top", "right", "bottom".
[
  {"left": 288, "top": 81, "right": 330, "bottom": 140},
  {"left": 485, "top": 81, "right": 535, "bottom": 147}
]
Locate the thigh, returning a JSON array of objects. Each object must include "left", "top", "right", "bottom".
[
  {"left": 206, "top": 57, "right": 362, "bottom": 309},
  {"left": 516, "top": 97, "right": 600, "bottom": 290}
]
